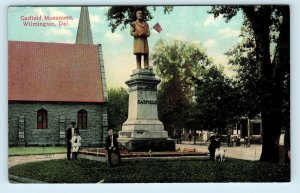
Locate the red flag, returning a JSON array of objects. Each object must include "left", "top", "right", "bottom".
[{"left": 153, "top": 22, "right": 162, "bottom": 33}]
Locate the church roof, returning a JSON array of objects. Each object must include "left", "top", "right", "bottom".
[{"left": 9, "top": 41, "right": 105, "bottom": 103}]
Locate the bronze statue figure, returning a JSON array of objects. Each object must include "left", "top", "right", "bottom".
[{"left": 130, "top": 9, "right": 150, "bottom": 69}]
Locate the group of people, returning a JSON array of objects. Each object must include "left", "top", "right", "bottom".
[
  {"left": 174, "top": 131, "right": 182, "bottom": 144},
  {"left": 227, "top": 134, "right": 250, "bottom": 147},
  {"left": 189, "top": 132, "right": 199, "bottom": 144},
  {"left": 66, "top": 122, "right": 120, "bottom": 167}
]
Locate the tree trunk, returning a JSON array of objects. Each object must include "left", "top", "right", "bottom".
[
  {"left": 256, "top": 23, "right": 281, "bottom": 162},
  {"left": 261, "top": 7, "right": 289, "bottom": 162},
  {"left": 243, "top": 6, "right": 284, "bottom": 162}
]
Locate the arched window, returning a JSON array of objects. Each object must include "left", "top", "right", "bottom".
[
  {"left": 77, "top": 110, "right": 87, "bottom": 129},
  {"left": 37, "top": 109, "right": 47, "bottom": 129}
]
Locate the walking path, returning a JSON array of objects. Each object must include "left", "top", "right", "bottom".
[
  {"left": 176, "top": 141, "right": 262, "bottom": 161},
  {"left": 9, "top": 142, "right": 262, "bottom": 168},
  {"left": 9, "top": 154, "right": 66, "bottom": 168}
]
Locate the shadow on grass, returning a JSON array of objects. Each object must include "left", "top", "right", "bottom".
[{"left": 9, "top": 158, "right": 290, "bottom": 183}]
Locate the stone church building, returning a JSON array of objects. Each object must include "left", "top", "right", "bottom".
[{"left": 8, "top": 7, "right": 108, "bottom": 146}]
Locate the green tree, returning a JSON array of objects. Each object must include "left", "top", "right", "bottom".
[
  {"left": 107, "top": 88, "right": 129, "bottom": 130},
  {"left": 106, "top": 6, "right": 173, "bottom": 32},
  {"left": 193, "top": 65, "right": 240, "bottom": 133},
  {"left": 225, "top": 24, "right": 261, "bottom": 118},
  {"left": 209, "top": 5, "right": 290, "bottom": 162},
  {"left": 157, "top": 77, "right": 190, "bottom": 134},
  {"left": 152, "top": 39, "right": 212, "bottom": 134}
]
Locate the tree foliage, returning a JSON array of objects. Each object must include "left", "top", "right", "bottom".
[
  {"left": 107, "top": 88, "right": 129, "bottom": 130},
  {"left": 106, "top": 6, "right": 173, "bottom": 32},
  {"left": 225, "top": 23, "right": 261, "bottom": 118},
  {"left": 153, "top": 39, "right": 240, "bottom": 135},
  {"left": 153, "top": 39, "right": 212, "bottom": 98},
  {"left": 152, "top": 39, "right": 212, "bottom": 133},
  {"left": 193, "top": 66, "right": 240, "bottom": 133},
  {"left": 157, "top": 77, "right": 190, "bottom": 134}
]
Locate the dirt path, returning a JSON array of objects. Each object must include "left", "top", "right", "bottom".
[
  {"left": 9, "top": 142, "right": 262, "bottom": 169},
  {"left": 9, "top": 154, "right": 66, "bottom": 168},
  {"left": 176, "top": 142, "right": 262, "bottom": 161}
]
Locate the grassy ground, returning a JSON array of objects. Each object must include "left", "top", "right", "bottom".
[
  {"left": 9, "top": 158, "right": 290, "bottom": 183},
  {"left": 9, "top": 147, "right": 67, "bottom": 156}
]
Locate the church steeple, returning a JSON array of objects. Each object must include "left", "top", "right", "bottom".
[{"left": 76, "top": 6, "right": 93, "bottom": 44}]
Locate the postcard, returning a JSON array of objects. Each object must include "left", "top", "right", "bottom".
[{"left": 7, "top": 5, "right": 290, "bottom": 185}]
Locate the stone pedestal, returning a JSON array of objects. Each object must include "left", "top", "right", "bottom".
[{"left": 118, "top": 69, "right": 175, "bottom": 151}]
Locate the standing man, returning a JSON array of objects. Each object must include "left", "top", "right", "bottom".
[
  {"left": 66, "top": 121, "right": 76, "bottom": 160},
  {"left": 208, "top": 134, "right": 217, "bottom": 160},
  {"left": 130, "top": 9, "right": 150, "bottom": 69},
  {"left": 188, "top": 132, "right": 192, "bottom": 142},
  {"left": 174, "top": 131, "right": 179, "bottom": 144},
  {"left": 193, "top": 130, "right": 197, "bottom": 144},
  {"left": 106, "top": 129, "right": 121, "bottom": 166},
  {"left": 178, "top": 131, "right": 182, "bottom": 144}
]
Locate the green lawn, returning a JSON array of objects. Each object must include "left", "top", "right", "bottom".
[
  {"left": 9, "top": 147, "right": 67, "bottom": 156},
  {"left": 9, "top": 158, "right": 290, "bottom": 183}
]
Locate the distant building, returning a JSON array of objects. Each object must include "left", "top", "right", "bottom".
[
  {"left": 233, "top": 115, "right": 262, "bottom": 143},
  {"left": 8, "top": 7, "right": 108, "bottom": 146}
]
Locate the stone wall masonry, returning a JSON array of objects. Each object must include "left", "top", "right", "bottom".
[{"left": 8, "top": 102, "right": 106, "bottom": 147}]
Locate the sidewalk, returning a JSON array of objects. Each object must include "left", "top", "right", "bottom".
[
  {"left": 8, "top": 142, "right": 262, "bottom": 169},
  {"left": 9, "top": 154, "right": 66, "bottom": 168},
  {"left": 176, "top": 141, "right": 262, "bottom": 161}
]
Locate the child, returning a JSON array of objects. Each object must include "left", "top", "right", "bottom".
[{"left": 71, "top": 129, "right": 82, "bottom": 160}]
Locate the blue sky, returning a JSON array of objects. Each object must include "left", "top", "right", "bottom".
[{"left": 8, "top": 6, "right": 244, "bottom": 88}]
